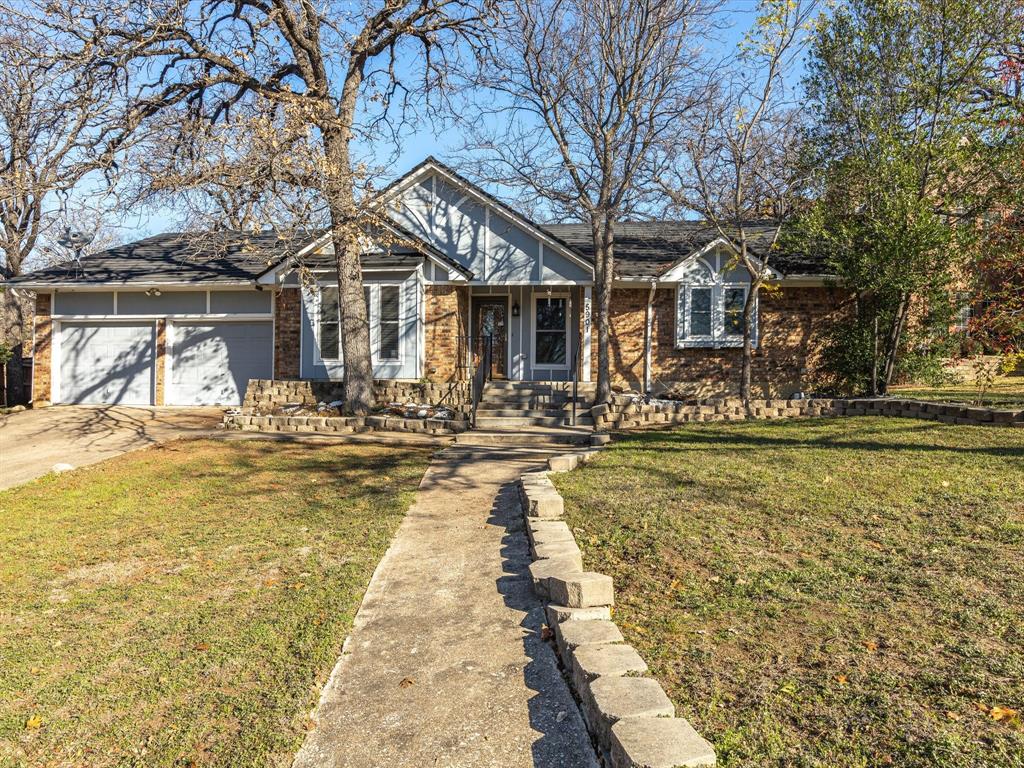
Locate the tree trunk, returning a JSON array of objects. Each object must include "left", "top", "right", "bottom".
[
  {"left": 880, "top": 292, "right": 911, "bottom": 395},
  {"left": 740, "top": 278, "right": 758, "bottom": 407},
  {"left": 590, "top": 215, "right": 615, "bottom": 405},
  {"left": 871, "top": 313, "right": 880, "bottom": 396},
  {"left": 322, "top": 126, "right": 374, "bottom": 416}
]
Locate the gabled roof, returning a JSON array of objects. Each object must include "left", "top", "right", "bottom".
[
  {"left": 541, "top": 221, "right": 832, "bottom": 280},
  {"left": 255, "top": 218, "right": 474, "bottom": 283},
  {"left": 378, "top": 156, "right": 594, "bottom": 273}
]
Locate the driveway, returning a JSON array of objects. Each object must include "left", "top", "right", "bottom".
[{"left": 0, "top": 405, "right": 224, "bottom": 490}]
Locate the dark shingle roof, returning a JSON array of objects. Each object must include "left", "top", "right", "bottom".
[
  {"left": 540, "top": 221, "right": 832, "bottom": 279},
  {"left": 8, "top": 231, "right": 311, "bottom": 286}
]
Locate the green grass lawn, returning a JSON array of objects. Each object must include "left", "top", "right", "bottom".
[
  {"left": 0, "top": 439, "right": 431, "bottom": 768},
  {"left": 554, "top": 418, "right": 1024, "bottom": 768},
  {"left": 890, "top": 376, "right": 1024, "bottom": 408}
]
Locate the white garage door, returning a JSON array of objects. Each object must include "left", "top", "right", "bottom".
[
  {"left": 170, "top": 322, "right": 273, "bottom": 406},
  {"left": 59, "top": 322, "right": 155, "bottom": 405}
]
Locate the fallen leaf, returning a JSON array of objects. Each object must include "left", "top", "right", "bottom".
[
  {"left": 945, "top": 710, "right": 961, "bottom": 721},
  {"left": 540, "top": 626, "right": 554, "bottom": 641},
  {"left": 291, "top": 582, "right": 305, "bottom": 591},
  {"left": 974, "top": 702, "right": 991, "bottom": 714},
  {"left": 399, "top": 676, "right": 415, "bottom": 689},
  {"left": 836, "top": 674, "right": 849, "bottom": 686},
  {"left": 864, "top": 641, "right": 879, "bottom": 652},
  {"left": 25, "top": 715, "right": 42, "bottom": 730},
  {"left": 989, "top": 706, "right": 1018, "bottom": 722},
  {"left": 668, "top": 579, "right": 680, "bottom": 592},
  {"left": 193, "top": 642, "right": 210, "bottom": 652},
  {"left": 262, "top": 578, "right": 279, "bottom": 587},
  {"left": 302, "top": 718, "right": 317, "bottom": 731}
]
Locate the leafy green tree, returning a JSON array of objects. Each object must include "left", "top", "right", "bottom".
[{"left": 799, "top": 0, "right": 1023, "bottom": 394}]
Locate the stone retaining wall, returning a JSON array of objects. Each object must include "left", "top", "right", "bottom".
[
  {"left": 519, "top": 443, "right": 717, "bottom": 768},
  {"left": 223, "top": 412, "right": 469, "bottom": 436},
  {"left": 593, "top": 395, "right": 1023, "bottom": 430},
  {"left": 242, "top": 378, "right": 473, "bottom": 413}
]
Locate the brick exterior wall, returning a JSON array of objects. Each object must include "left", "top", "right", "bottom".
[
  {"left": 607, "top": 286, "right": 849, "bottom": 397},
  {"left": 424, "top": 285, "right": 469, "bottom": 383},
  {"left": 154, "top": 319, "right": 166, "bottom": 405},
  {"left": 274, "top": 288, "right": 301, "bottom": 379},
  {"left": 31, "top": 293, "right": 52, "bottom": 403}
]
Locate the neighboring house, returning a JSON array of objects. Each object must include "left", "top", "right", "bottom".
[{"left": 5, "top": 157, "right": 845, "bottom": 407}]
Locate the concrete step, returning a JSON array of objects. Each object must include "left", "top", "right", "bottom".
[
  {"left": 474, "top": 407, "right": 570, "bottom": 418},
  {"left": 455, "top": 428, "right": 593, "bottom": 447},
  {"left": 475, "top": 415, "right": 594, "bottom": 429}
]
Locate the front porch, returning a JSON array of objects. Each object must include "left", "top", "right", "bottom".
[{"left": 465, "top": 285, "right": 593, "bottom": 383}]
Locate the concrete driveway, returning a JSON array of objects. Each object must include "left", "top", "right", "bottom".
[{"left": 0, "top": 405, "right": 224, "bottom": 490}]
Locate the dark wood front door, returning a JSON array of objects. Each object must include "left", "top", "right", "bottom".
[{"left": 474, "top": 299, "right": 508, "bottom": 379}]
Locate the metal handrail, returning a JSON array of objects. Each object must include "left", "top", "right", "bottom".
[{"left": 470, "top": 335, "right": 493, "bottom": 429}]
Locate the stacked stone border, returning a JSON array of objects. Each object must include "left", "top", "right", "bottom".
[
  {"left": 223, "top": 378, "right": 473, "bottom": 436},
  {"left": 519, "top": 437, "right": 717, "bottom": 768},
  {"left": 592, "top": 395, "right": 1024, "bottom": 430}
]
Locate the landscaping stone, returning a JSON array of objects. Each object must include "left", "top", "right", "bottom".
[
  {"left": 529, "top": 524, "right": 577, "bottom": 552},
  {"left": 524, "top": 489, "right": 565, "bottom": 519},
  {"left": 546, "top": 604, "right": 613, "bottom": 624},
  {"left": 610, "top": 717, "right": 717, "bottom": 768},
  {"left": 556, "top": 620, "right": 623, "bottom": 656},
  {"left": 585, "top": 677, "right": 675, "bottom": 751},
  {"left": 549, "top": 571, "right": 614, "bottom": 608},
  {"left": 533, "top": 540, "right": 582, "bottom": 567},
  {"left": 528, "top": 557, "right": 582, "bottom": 599},
  {"left": 549, "top": 453, "right": 580, "bottom": 472},
  {"left": 591, "top": 433, "right": 611, "bottom": 446},
  {"left": 571, "top": 643, "right": 649, "bottom": 694}
]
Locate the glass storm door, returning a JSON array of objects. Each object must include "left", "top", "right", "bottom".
[{"left": 474, "top": 299, "right": 508, "bottom": 379}]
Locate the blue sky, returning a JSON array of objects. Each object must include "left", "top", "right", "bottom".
[{"left": 111, "top": 1, "right": 799, "bottom": 242}]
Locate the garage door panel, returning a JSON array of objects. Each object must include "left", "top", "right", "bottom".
[
  {"left": 60, "top": 323, "right": 155, "bottom": 405},
  {"left": 170, "top": 322, "right": 272, "bottom": 405}
]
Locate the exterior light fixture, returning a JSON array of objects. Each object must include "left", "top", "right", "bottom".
[{"left": 511, "top": 301, "right": 520, "bottom": 317}]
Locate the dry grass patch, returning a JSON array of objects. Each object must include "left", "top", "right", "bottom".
[
  {"left": 555, "top": 418, "right": 1024, "bottom": 768},
  {"left": 0, "top": 439, "right": 431, "bottom": 767}
]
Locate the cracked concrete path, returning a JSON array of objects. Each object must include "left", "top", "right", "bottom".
[{"left": 293, "top": 444, "right": 598, "bottom": 768}]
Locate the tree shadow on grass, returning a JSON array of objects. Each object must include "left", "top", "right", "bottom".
[{"left": 606, "top": 418, "right": 1024, "bottom": 460}]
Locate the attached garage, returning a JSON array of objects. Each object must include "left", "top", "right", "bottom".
[
  {"left": 59, "top": 322, "right": 155, "bottom": 405},
  {"left": 168, "top": 321, "right": 273, "bottom": 406}
]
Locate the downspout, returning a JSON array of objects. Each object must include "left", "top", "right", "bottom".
[{"left": 644, "top": 279, "right": 657, "bottom": 394}]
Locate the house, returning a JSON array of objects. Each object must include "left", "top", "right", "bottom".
[{"left": 7, "top": 157, "right": 845, "bottom": 407}]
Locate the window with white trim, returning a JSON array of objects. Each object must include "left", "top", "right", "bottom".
[
  {"left": 534, "top": 296, "right": 568, "bottom": 366},
  {"left": 673, "top": 256, "right": 756, "bottom": 348},
  {"left": 378, "top": 285, "right": 401, "bottom": 360},
  {"left": 317, "top": 286, "right": 371, "bottom": 361}
]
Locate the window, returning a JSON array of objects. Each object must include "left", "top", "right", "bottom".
[
  {"left": 689, "top": 287, "right": 713, "bottom": 337},
  {"left": 318, "top": 286, "right": 372, "bottom": 361},
  {"left": 319, "top": 287, "right": 340, "bottom": 360},
  {"left": 378, "top": 285, "right": 400, "bottom": 360},
  {"left": 676, "top": 283, "right": 756, "bottom": 348},
  {"left": 535, "top": 296, "right": 568, "bottom": 366},
  {"left": 724, "top": 287, "right": 746, "bottom": 336}
]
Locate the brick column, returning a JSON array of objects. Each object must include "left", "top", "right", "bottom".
[
  {"left": 274, "top": 288, "right": 301, "bottom": 379},
  {"left": 31, "top": 293, "right": 53, "bottom": 403},
  {"left": 424, "top": 285, "right": 469, "bottom": 382}
]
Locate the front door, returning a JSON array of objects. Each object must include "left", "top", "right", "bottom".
[{"left": 474, "top": 299, "right": 508, "bottom": 379}]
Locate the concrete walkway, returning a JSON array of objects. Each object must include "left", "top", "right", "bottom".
[
  {"left": 293, "top": 444, "right": 598, "bottom": 768},
  {"left": 0, "top": 405, "right": 223, "bottom": 490}
]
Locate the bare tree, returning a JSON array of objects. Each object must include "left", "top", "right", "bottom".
[
  {"left": 661, "top": 0, "right": 818, "bottom": 405},
  {"left": 463, "top": 0, "right": 714, "bottom": 404},
  {"left": 0, "top": 12, "right": 132, "bottom": 402},
  {"left": 30, "top": 0, "right": 493, "bottom": 414}
]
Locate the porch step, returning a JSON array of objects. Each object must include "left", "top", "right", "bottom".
[
  {"left": 474, "top": 408, "right": 576, "bottom": 418},
  {"left": 455, "top": 427, "right": 592, "bottom": 447},
  {"left": 475, "top": 415, "right": 593, "bottom": 429},
  {"left": 479, "top": 394, "right": 587, "bottom": 406}
]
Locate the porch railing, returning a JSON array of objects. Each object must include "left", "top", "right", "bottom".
[
  {"left": 570, "top": 338, "right": 581, "bottom": 427},
  {"left": 469, "top": 335, "right": 493, "bottom": 429}
]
